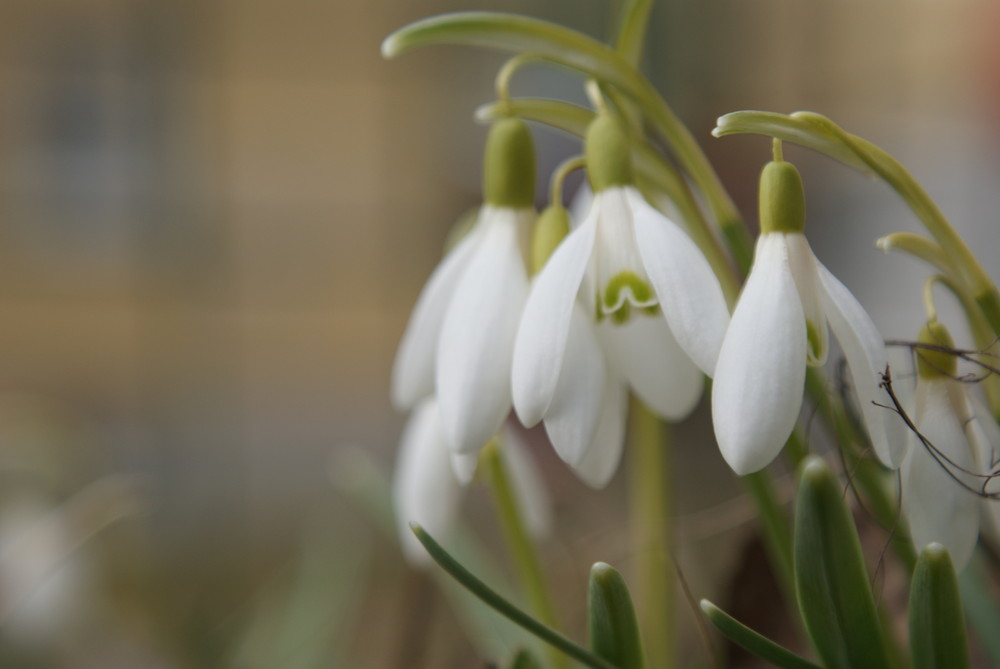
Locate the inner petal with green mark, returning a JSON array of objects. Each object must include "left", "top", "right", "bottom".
[
  {"left": 597, "top": 270, "right": 658, "bottom": 324},
  {"left": 805, "top": 319, "right": 827, "bottom": 366}
]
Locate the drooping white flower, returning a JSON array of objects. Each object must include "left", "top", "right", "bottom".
[
  {"left": 392, "top": 398, "right": 551, "bottom": 566},
  {"left": 712, "top": 160, "right": 901, "bottom": 475},
  {"left": 391, "top": 118, "right": 535, "bottom": 455},
  {"left": 511, "top": 115, "right": 730, "bottom": 487},
  {"left": 898, "top": 320, "right": 982, "bottom": 570}
]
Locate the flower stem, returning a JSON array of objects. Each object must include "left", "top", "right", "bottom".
[
  {"left": 481, "top": 440, "right": 566, "bottom": 669},
  {"left": 613, "top": 0, "right": 654, "bottom": 66},
  {"left": 628, "top": 397, "right": 674, "bottom": 669}
]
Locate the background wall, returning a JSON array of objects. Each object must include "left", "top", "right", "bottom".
[{"left": 0, "top": 0, "right": 997, "bottom": 666}]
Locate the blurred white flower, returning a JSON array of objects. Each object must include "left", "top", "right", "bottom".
[
  {"left": 512, "top": 185, "right": 729, "bottom": 487},
  {"left": 900, "top": 374, "right": 982, "bottom": 570},
  {"left": 393, "top": 398, "right": 551, "bottom": 566}
]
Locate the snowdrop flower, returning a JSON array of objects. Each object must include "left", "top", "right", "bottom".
[
  {"left": 712, "top": 159, "right": 901, "bottom": 475},
  {"left": 512, "top": 114, "right": 730, "bottom": 487},
  {"left": 393, "top": 398, "right": 551, "bottom": 566},
  {"left": 392, "top": 118, "right": 535, "bottom": 455},
  {"left": 899, "top": 320, "right": 984, "bottom": 571}
]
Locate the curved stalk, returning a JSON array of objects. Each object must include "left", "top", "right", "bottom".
[{"left": 384, "top": 12, "right": 743, "bottom": 244}]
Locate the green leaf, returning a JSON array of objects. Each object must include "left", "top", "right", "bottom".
[
  {"left": 909, "top": 543, "right": 969, "bottom": 669},
  {"left": 382, "top": 12, "right": 646, "bottom": 98},
  {"left": 958, "top": 555, "right": 1000, "bottom": 665},
  {"left": 410, "top": 523, "right": 617, "bottom": 669},
  {"left": 793, "top": 457, "right": 891, "bottom": 669},
  {"left": 699, "top": 600, "right": 821, "bottom": 669},
  {"left": 588, "top": 562, "right": 645, "bottom": 669},
  {"left": 508, "top": 648, "right": 542, "bottom": 669}
]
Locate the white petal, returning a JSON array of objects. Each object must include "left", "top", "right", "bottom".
[
  {"left": 437, "top": 208, "right": 531, "bottom": 454},
  {"left": 450, "top": 451, "right": 479, "bottom": 486},
  {"left": 392, "top": 400, "right": 461, "bottom": 566},
  {"left": 629, "top": 187, "right": 730, "bottom": 376},
  {"left": 902, "top": 381, "right": 979, "bottom": 570},
  {"left": 543, "top": 308, "right": 606, "bottom": 466},
  {"left": 712, "top": 234, "right": 807, "bottom": 475},
  {"left": 601, "top": 315, "right": 703, "bottom": 421},
  {"left": 785, "top": 234, "right": 829, "bottom": 365},
  {"left": 502, "top": 427, "right": 553, "bottom": 539},
  {"left": 817, "top": 262, "right": 903, "bottom": 468},
  {"left": 511, "top": 218, "right": 596, "bottom": 426},
  {"left": 573, "top": 378, "right": 628, "bottom": 488},
  {"left": 964, "top": 394, "right": 1000, "bottom": 544},
  {"left": 391, "top": 226, "right": 482, "bottom": 410}
]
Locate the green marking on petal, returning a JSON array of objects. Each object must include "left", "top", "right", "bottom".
[
  {"left": 805, "top": 320, "right": 826, "bottom": 366},
  {"left": 610, "top": 302, "right": 631, "bottom": 325},
  {"left": 599, "top": 271, "right": 656, "bottom": 325},
  {"left": 603, "top": 271, "right": 653, "bottom": 311}
]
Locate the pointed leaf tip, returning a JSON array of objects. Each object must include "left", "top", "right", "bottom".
[
  {"left": 588, "top": 562, "right": 644, "bottom": 669},
  {"left": 794, "top": 456, "right": 890, "bottom": 669},
  {"left": 909, "top": 542, "right": 969, "bottom": 669}
]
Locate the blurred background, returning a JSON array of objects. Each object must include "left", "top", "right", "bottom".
[{"left": 0, "top": 0, "right": 999, "bottom": 666}]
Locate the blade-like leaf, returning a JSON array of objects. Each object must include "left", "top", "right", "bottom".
[
  {"left": 793, "top": 457, "right": 891, "bottom": 669},
  {"left": 588, "top": 562, "right": 645, "bottom": 669},
  {"left": 909, "top": 543, "right": 969, "bottom": 669},
  {"left": 411, "top": 523, "right": 617, "bottom": 669},
  {"left": 700, "top": 600, "right": 821, "bottom": 669}
]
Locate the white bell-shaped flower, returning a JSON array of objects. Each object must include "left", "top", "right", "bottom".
[
  {"left": 512, "top": 115, "right": 730, "bottom": 487},
  {"left": 392, "top": 398, "right": 551, "bottom": 566},
  {"left": 898, "top": 320, "right": 985, "bottom": 571},
  {"left": 391, "top": 118, "right": 535, "bottom": 455},
  {"left": 712, "top": 160, "right": 901, "bottom": 475}
]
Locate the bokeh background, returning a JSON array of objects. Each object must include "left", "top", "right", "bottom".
[{"left": 0, "top": 0, "right": 999, "bottom": 666}]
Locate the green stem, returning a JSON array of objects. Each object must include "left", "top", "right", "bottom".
[
  {"left": 384, "top": 12, "right": 743, "bottom": 248},
  {"left": 743, "top": 470, "right": 796, "bottom": 605},
  {"left": 628, "top": 398, "right": 674, "bottom": 669},
  {"left": 482, "top": 441, "right": 566, "bottom": 669},
  {"left": 614, "top": 0, "right": 654, "bottom": 66}
]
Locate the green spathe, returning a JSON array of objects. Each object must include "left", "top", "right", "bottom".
[
  {"left": 916, "top": 319, "right": 957, "bottom": 379},
  {"left": 909, "top": 543, "right": 970, "bottom": 669},
  {"left": 586, "top": 114, "right": 633, "bottom": 192},
  {"left": 531, "top": 206, "right": 570, "bottom": 276},
  {"left": 759, "top": 160, "right": 806, "bottom": 235},
  {"left": 588, "top": 562, "right": 645, "bottom": 669},
  {"left": 484, "top": 118, "right": 536, "bottom": 208}
]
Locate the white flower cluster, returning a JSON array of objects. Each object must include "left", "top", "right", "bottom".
[{"left": 389, "top": 117, "right": 997, "bottom": 570}]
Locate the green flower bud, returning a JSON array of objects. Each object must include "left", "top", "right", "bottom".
[
  {"left": 759, "top": 160, "right": 805, "bottom": 235},
  {"left": 585, "top": 114, "right": 633, "bottom": 192},
  {"left": 530, "top": 205, "right": 570, "bottom": 276},
  {"left": 916, "top": 319, "right": 957, "bottom": 379},
  {"left": 483, "top": 118, "right": 536, "bottom": 208}
]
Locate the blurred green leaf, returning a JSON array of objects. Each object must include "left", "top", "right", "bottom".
[
  {"left": 508, "top": 648, "right": 542, "bottom": 669},
  {"left": 793, "top": 457, "right": 890, "bottom": 669},
  {"left": 699, "top": 599, "right": 820, "bottom": 669},
  {"left": 909, "top": 543, "right": 969, "bottom": 669},
  {"left": 958, "top": 555, "right": 1000, "bottom": 665},
  {"left": 588, "top": 562, "right": 645, "bottom": 669}
]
